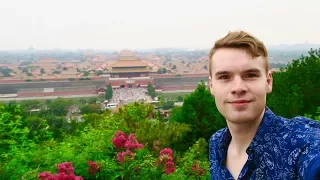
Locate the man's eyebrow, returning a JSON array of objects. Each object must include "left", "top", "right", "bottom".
[
  {"left": 214, "top": 68, "right": 262, "bottom": 76},
  {"left": 214, "top": 71, "right": 230, "bottom": 76},
  {"left": 244, "top": 68, "right": 262, "bottom": 73}
]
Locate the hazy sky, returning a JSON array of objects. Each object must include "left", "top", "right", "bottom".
[{"left": 0, "top": 0, "right": 319, "bottom": 50}]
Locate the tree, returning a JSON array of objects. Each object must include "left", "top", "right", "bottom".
[
  {"left": 169, "top": 81, "right": 226, "bottom": 151},
  {"left": 80, "top": 104, "right": 102, "bottom": 114},
  {"left": 147, "top": 82, "right": 156, "bottom": 98},
  {"left": 88, "top": 97, "right": 99, "bottom": 104},
  {"left": 20, "top": 100, "right": 41, "bottom": 112},
  {"left": 203, "top": 65, "right": 208, "bottom": 70},
  {"left": 105, "top": 84, "right": 113, "bottom": 100},
  {"left": 161, "top": 68, "right": 167, "bottom": 74},
  {"left": 171, "top": 65, "right": 177, "bottom": 70},
  {"left": 46, "top": 98, "right": 73, "bottom": 116},
  {"left": 22, "top": 68, "right": 28, "bottom": 73},
  {"left": 40, "top": 68, "right": 45, "bottom": 74},
  {"left": 267, "top": 48, "right": 320, "bottom": 117},
  {"left": 177, "top": 96, "right": 183, "bottom": 102},
  {"left": 83, "top": 71, "right": 90, "bottom": 76},
  {"left": 0, "top": 67, "right": 13, "bottom": 77},
  {"left": 63, "top": 67, "right": 68, "bottom": 71},
  {"left": 96, "top": 70, "right": 103, "bottom": 76},
  {"left": 0, "top": 103, "right": 29, "bottom": 160}
]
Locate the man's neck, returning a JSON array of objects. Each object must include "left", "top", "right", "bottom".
[{"left": 227, "top": 111, "right": 265, "bottom": 155}]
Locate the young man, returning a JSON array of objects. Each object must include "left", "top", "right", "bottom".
[{"left": 208, "top": 31, "right": 320, "bottom": 180}]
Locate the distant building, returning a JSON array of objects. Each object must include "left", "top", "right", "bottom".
[{"left": 108, "top": 49, "right": 152, "bottom": 78}]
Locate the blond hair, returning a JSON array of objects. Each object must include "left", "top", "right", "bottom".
[{"left": 208, "top": 31, "right": 269, "bottom": 77}]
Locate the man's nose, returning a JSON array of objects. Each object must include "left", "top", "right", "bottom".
[{"left": 231, "top": 76, "right": 248, "bottom": 95}]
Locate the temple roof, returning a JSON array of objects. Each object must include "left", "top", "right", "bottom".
[
  {"left": 109, "top": 68, "right": 150, "bottom": 73},
  {"left": 111, "top": 60, "right": 148, "bottom": 68}
]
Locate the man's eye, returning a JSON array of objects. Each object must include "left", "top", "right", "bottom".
[
  {"left": 246, "top": 73, "right": 258, "bottom": 78},
  {"left": 218, "top": 75, "right": 229, "bottom": 80}
]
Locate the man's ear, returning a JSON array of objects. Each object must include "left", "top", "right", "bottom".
[{"left": 266, "top": 71, "right": 273, "bottom": 94}]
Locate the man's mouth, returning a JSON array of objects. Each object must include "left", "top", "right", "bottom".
[{"left": 230, "top": 100, "right": 252, "bottom": 104}]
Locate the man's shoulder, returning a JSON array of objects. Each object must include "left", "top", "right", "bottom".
[
  {"left": 291, "top": 116, "right": 320, "bottom": 128},
  {"left": 286, "top": 115, "right": 320, "bottom": 133},
  {"left": 278, "top": 115, "right": 320, "bottom": 146}
]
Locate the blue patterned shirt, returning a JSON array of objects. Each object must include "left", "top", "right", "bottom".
[{"left": 209, "top": 107, "right": 320, "bottom": 180}]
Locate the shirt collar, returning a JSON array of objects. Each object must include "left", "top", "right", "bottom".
[
  {"left": 218, "top": 106, "right": 279, "bottom": 157},
  {"left": 248, "top": 106, "right": 279, "bottom": 151}
]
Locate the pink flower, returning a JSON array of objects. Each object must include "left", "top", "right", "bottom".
[
  {"left": 156, "top": 148, "right": 176, "bottom": 175},
  {"left": 56, "top": 162, "right": 74, "bottom": 175},
  {"left": 38, "top": 162, "right": 83, "bottom": 180},
  {"left": 160, "top": 148, "right": 173, "bottom": 157},
  {"left": 53, "top": 173, "right": 83, "bottom": 180},
  {"left": 112, "top": 131, "right": 144, "bottom": 150},
  {"left": 87, "top": 160, "right": 101, "bottom": 176},
  {"left": 114, "top": 130, "right": 126, "bottom": 137},
  {"left": 112, "top": 131, "right": 128, "bottom": 149},
  {"left": 124, "top": 133, "right": 144, "bottom": 150},
  {"left": 165, "top": 160, "right": 176, "bottom": 175},
  {"left": 191, "top": 161, "right": 205, "bottom": 176},
  {"left": 38, "top": 172, "right": 54, "bottom": 180},
  {"left": 117, "top": 150, "right": 135, "bottom": 163}
]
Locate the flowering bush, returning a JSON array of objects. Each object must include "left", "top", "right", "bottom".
[
  {"left": 2, "top": 102, "right": 213, "bottom": 179},
  {"left": 117, "top": 150, "right": 135, "bottom": 164},
  {"left": 112, "top": 130, "right": 144, "bottom": 165},
  {"left": 191, "top": 161, "right": 205, "bottom": 177},
  {"left": 87, "top": 160, "right": 101, "bottom": 176},
  {"left": 112, "top": 130, "right": 144, "bottom": 151},
  {"left": 38, "top": 162, "right": 83, "bottom": 180},
  {"left": 156, "top": 148, "right": 176, "bottom": 175}
]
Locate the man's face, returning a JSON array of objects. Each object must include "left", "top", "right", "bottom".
[{"left": 209, "top": 48, "right": 273, "bottom": 124}]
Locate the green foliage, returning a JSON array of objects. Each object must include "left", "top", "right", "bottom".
[
  {"left": 80, "top": 104, "right": 102, "bottom": 114},
  {"left": 105, "top": 83, "right": 113, "bottom": 100},
  {"left": 0, "top": 67, "right": 14, "bottom": 77},
  {"left": 157, "top": 68, "right": 167, "bottom": 74},
  {"left": 96, "top": 70, "right": 103, "bottom": 76},
  {"left": 20, "top": 100, "right": 42, "bottom": 112},
  {"left": 267, "top": 48, "right": 320, "bottom": 117},
  {"left": 177, "top": 96, "right": 183, "bottom": 102},
  {"left": 117, "top": 102, "right": 154, "bottom": 130},
  {"left": 135, "top": 120, "right": 191, "bottom": 153},
  {"left": 79, "top": 77, "right": 91, "bottom": 80},
  {"left": 159, "top": 101, "right": 175, "bottom": 110},
  {"left": 24, "top": 115, "right": 53, "bottom": 143},
  {"left": 304, "top": 106, "right": 320, "bottom": 122},
  {"left": 83, "top": 71, "right": 90, "bottom": 76},
  {"left": 82, "top": 113, "right": 103, "bottom": 128},
  {"left": 0, "top": 103, "right": 31, "bottom": 162},
  {"left": 148, "top": 82, "right": 156, "bottom": 98},
  {"left": 88, "top": 97, "right": 99, "bottom": 104},
  {"left": 2, "top": 48, "right": 320, "bottom": 180},
  {"left": 46, "top": 98, "right": 73, "bottom": 116},
  {"left": 203, "top": 65, "right": 208, "bottom": 70},
  {"left": 170, "top": 81, "right": 226, "bottom": 151},
  {"left": 179, "top": 138, "right": 210, "bottom": 179}
]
